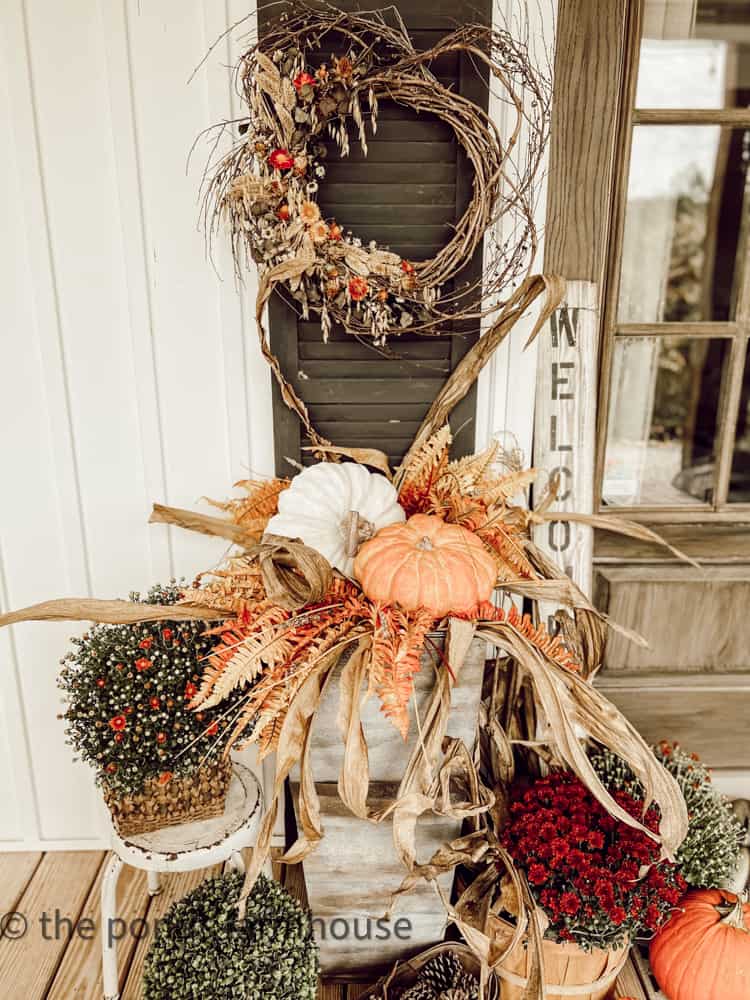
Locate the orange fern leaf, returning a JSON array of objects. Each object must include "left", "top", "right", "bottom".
[
  {"left": 204, "top": 478, "right": 289, "bottom": 535},
  {"left": 472, "top": 601, "right": 580, "bottom": 673},
  {"left": 370, "top": 606, "right": 434, "bottom": 739},
  {"left": 398, "top": 426, "right": 452, "bottom": 515}
]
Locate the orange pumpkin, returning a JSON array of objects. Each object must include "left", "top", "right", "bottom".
[
  {"left": 649, "top": 889, "right": 750, "bottom": 1000},
  {"left": 354, "top": 513, "right": 496, "bottom": 616}
]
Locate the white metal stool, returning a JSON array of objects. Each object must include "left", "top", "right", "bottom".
[{"left": 100, "top": 761, "right": 263, "bottom": 1000}]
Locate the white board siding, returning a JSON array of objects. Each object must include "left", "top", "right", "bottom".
[
  {"left": 0, "top": 0, "right": 272, "bottom": 850},
  {"left": 0, "top": 0, "right": 544, "bottom": 850},
  {"left": 475, "top": 0, "right": 557, "bottom": 461}
]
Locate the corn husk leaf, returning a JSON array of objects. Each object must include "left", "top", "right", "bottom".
[{"left": 302, "top": 444, "right": 393, "bottom": 479}]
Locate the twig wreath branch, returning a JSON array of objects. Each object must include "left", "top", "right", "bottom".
[{"left": 202, "top": 0, "right": 552, "bottom": 447}]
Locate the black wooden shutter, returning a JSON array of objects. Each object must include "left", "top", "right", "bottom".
[{"left": 259, "top": 0, "right": 491, "bottom": 475}]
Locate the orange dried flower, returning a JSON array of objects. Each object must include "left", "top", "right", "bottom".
[
  {"left": 309, "top": 220, "right": 329, "bottom": 242},
  {"left": 329, "top": 222, "right": 343, "bottom": 241},
  {"left": 277, "top": 203, "right": 290, "bottom": 221},
  {"left": 348, "top": 276, "right": 369, "bottom": 301},
  {"left": 334, "top": 55, "right": 354, "bottom": 81},
  {"left": 299, "top": 200, "right": 321, "bottom": 224},
  {"left": 157, "top": 771, "right": 173, "bottom": 786}
]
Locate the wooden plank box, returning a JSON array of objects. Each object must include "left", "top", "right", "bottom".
[{"left": 293, "top": 634, "right": 486, "bottom": 976}]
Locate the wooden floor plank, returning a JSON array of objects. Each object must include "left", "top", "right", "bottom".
[
  {"left": 0, "top": 851, "right": 42, "bottom": 915},
  {"left": 47, "top": 858, "right": 150, "bottom": 1000},
  {"left": 614, "top": 953, "right": 650, "bottom": 999},
  {"left": 0, "top": 851, "right": 104, "bottom": 999},
  {"left": 347, "top": 985, "right": 376, "bottom": 999},
  {"left": 319, "top": 984, "right": 344, "bottom": 999},
  {"left": 121, "top": 865, "right": 222, "bottom": 1000}
]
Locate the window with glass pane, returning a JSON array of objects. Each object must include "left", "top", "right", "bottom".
[
  {"left": 638, "top": 1, "right": 750, "bottom": 109},
  {"left": 599, "top": 1, "right": 750, "bottom": 514},
  {"left": 617, "top": 126, "right": 749, "bottom": 324},
  {"left": 603, "top": 337, "right": 727, "bottom": 506}
]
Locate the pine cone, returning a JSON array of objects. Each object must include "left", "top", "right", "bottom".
[
  {"left": 400, "top": 984, "right": 436, "bottom": 1000},
  {"left": 456, "top": 972, "right": 480, "bottom": 998},
  {"left": 436, "top": 973, "right": 479, "bottom": 1000},
  {"left": 419, "top": 952, "right": 465, "bottom": 991}
]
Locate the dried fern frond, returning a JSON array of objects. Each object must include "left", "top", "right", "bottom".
[
  {"left": 370, "top": 606, "right": 434, "bottom": 739},
  {"left": 398, "top": 425, "right": 452, "bottom": 513},
  {"left": 439, "top": 440, "right": 501, "bottom": 492},
  {"left": 479, "top": 468, "right": 538, "bottom": 506},
  {"left": 477, "top": 523, "right": 538, "bottom": 581},
  {"left": 204, "top": 478, "right": 289, "bottom": 536},
  {"left": 193, "top": 605, "right": 292, "bottom": 708},
  {"left": 181, "top": 556, "right": 267, "bottom": 615},
  {"left": 472, "top": 601, "right": 580, "bottom": 673},
  {"left": 255, "top": 710, "right": 287, "bottom": 761}
]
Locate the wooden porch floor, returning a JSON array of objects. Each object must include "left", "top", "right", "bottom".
[{"left": 0, "top": 850, "right": 651, "bottom": 999}]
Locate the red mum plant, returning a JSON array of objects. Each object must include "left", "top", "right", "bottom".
[
  {"left": 268, "top": 148, "right": 294, "bottom": 171},
  {"left": 502, "top": 772, "right": 686, "bottom": 951}
]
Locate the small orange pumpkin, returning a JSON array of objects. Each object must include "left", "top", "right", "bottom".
[
  {"left": 354, "top": 513, "right": 497, "bottom": 617},
  {"left": 649, "top": 889, "right": 750, "bottom": 1000}
]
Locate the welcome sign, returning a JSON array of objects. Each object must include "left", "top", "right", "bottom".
[{"left": 533, "top": 281, "right": 599, "bottom": 632}]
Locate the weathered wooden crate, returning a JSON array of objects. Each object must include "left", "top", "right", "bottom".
[{"left": 293, "top": 634, "right": 486, "bottom": 975}]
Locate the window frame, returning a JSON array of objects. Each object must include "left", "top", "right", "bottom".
[{"left": 594, "top": 0, "right": 750, "bottom": 523}]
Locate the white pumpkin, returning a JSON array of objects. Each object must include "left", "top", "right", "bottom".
[{"left": 265, "top": 462, "right": 405, "bottom": 576}]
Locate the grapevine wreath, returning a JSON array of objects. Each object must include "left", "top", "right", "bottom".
[{"left": 202, "top": 1, "right": 551, "bottom": 449}]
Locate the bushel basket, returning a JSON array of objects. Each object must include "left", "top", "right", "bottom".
[
  {"left": 491, "top": 912, "right": 628, "bottom": 1000},
  {"left": 104, "top": 760, "right": 232, "bottom": 837}
]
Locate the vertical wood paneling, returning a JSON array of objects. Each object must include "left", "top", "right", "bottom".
[
  {"left": 0, "top": 0, "right": 103, "bottom": 843},
  {"left": 475, "top": 0, "right": 556, "bottom": 460},
  {"left": 0, "top": 0, "right": 271, "bottom": 848},
  {"left": 124, "top": 0, "right": 235, "bottom": 576}
]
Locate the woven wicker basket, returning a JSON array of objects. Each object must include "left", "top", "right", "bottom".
[
  {"left": 104, "top": 760, "right": 232, "bottom": 837},
  {"left": 361, "top": 942, "right": 499, "bottom": 999}
]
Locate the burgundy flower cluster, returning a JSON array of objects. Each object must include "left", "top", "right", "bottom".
[{"left": 501, "top": 772, "right": 686, "bottom": 951}]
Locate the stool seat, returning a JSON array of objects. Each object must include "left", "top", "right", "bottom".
[
  {"left": 109, "top": 761, "right": 262, "bottom": 872},
  {"left": 100, "top": 761, "right": 263, "bottom": 999}
]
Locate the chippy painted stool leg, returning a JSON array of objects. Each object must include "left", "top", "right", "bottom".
[
  {"left": 261, "top": 752, "right": 277, "bottom": 878},
  {"left": 147, "top": 869, "right": 161, "bottom": 896},
  {"left": 101, "top": 853, "right": 124, "bottom": 1000},
  {"left": 229, "top": 850, "right": 245, "bottom": 874}
]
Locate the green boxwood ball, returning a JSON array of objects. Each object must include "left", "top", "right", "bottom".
[{"left": 142, "top": 872, "right": 319, "bottom": 1000}]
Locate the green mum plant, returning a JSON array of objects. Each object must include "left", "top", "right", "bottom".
[
  {"left": 142, "top": 872, "right": 319, "bottom": 1000},
  {"left": 591, "top": 740, "right": 743, "bottom": 888},
  {"left": 58, "top": 583, "right": 244, "bottom": 797}
]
